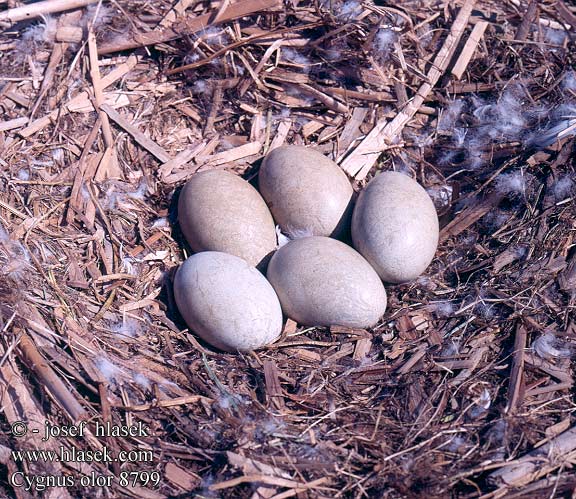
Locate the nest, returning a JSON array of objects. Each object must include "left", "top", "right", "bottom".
[{"left": 0, "top": 0, "right": 575, "bottom": 497}]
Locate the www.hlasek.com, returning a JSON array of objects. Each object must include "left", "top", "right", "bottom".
[{"left": 9, "top": 420, "right": 160, "bottom": 492}]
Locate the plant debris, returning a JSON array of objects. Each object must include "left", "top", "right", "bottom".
[{"left": 0, "top": 0, "right": 575, "bottom": 497}]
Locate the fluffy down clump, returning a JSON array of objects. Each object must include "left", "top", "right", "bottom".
[
  {"left": 0, "top": 225, "right": 32, "bottom": 282},
  {"left": 282, "top": 48, "right": 311, "bottom": 71},
  {"left": 552, "top": 176, "right": 574, "bottom": 200},
  {"left": 335, "top": 0, "right": 363, "bottom": 20},
  {"left": 434, "top": 85, "right": 551, "bottom": 168},
  {"left": 373, "top": 28, "right": 397, "bottom": 61},
  {"left": 20, "top": 15, "right": 58, "bottom": 45},
  {"left": 533, "top": 332, "right": 572, "bottom": 360},
  {"left": 495, "top": 172, "right": 529, "bottom": 195}
]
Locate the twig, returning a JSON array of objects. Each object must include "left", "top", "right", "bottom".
[
  {"left": 211, "top": 0, "right": 231, "bottom": 24},
  {"left": 294, "top": 84, "right": 349, "bottom": 115},
  {"left": 98, "top": 381, "right": 121, "bottom": 475},
  {"left": 204, "top": 84, "right": 223, "bottom": 136},
  {"left": 159, "top": 142, "right": 207, "bottom": 179},
  {"left": 319, "top": 86, "right": 394, "bottom": 103},
  {"left": 383, "top": 429, "right": 468, "bottom": 462},
  {"left": 239, "top": 38, "right": 284, "bottom": 96},
  {"left": 338, "top": 107, "right": 369, "bottom": 157}
]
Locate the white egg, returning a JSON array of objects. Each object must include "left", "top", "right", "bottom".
[
  {"left": 259, "top": 145, "right": 354, "bottom": 239},
  {"left": 174, "top": 252, "right": 283, "bottom": 352},
  {"left": 352, "top": 171, "right": 439, "bottom": 283},
  {"left": 178, "top": 170, "right": 277, "bottom": 269},
  {"left": 267, "top": 236, "right": 387, "bottom": 328}
]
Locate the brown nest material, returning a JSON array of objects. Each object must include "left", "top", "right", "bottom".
[{"left": 0, "top": 0, "right": 575, "bottom": 497}]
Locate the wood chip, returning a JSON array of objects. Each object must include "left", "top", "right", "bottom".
[
  {"left": 263, "top": 360, "right": 285, "bottom": 409},
  {"left": 165, "top": 462, "right": 201, "bottom": 490}
]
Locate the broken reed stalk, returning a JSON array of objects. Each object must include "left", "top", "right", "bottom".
[
  {"left": 451, "top": 20, "right": 488, "bottom": 80},
  {"left": 17, "top": 332, "right": 88, "bottom": 422},
  {"left": 0, "top": 0, "right": 98, "bottom": 24}
]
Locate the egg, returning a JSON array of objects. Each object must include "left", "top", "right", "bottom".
[
  {"left": 267, "top": 236, "right": 387, "bottom": 328},
  {"left": 351, "top": 171, "right": 439, "bottom": 283},
  {"left": 178, "top": 170, "right": 277, "bottom": 268},
  {"left": 259, "top": 145, "right": 354, "bottom": 239},
  {"left": 174, "top": 252, "right": 283, "bottom": 352}
]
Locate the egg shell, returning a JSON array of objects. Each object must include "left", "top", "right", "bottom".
[
  {"left": 174, "top": 252, "right": 283, "bottom": 352},
  {"left": 267, "top": 236, "right": 387, "bottom": 328},
  {"left": 351, "top": 171, "right": 439, "bottom": 283},
  {"left": 259, "top": 145, "right": 354, "bottom": 239},
  {"left": 178, "top": 170, "right": 277, "bottom": 268}
]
